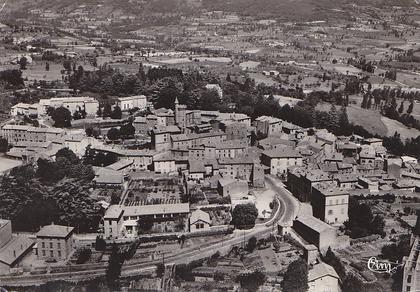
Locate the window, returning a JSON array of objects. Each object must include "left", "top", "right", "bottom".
[
  {"left": 57, "top": 242, "right": 61, "bottom": 249},
  {"left": 58, "top": 251, "right": 61, "bottom": 258},
  {"left": 342, "top": 198, "right": 345, "bottom": 204},
  {"left": 42, "top": 242, "right": 45, "bottom": 248},
  {"left": 408, "top": 275, "right": 412, "bottom": 283},
  {"left": 50, "top": 250, "right": 54, "bottom": 257},
  {"left": 196, "top": 224, "right": 200, "bottom": 229},
  {"left": 50, "top": 242, "right": 53, "bottom": 248}
]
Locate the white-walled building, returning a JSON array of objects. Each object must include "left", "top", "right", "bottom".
[
  {"left": 104, "top": 205, "right": 125, "bottom": 239},
  {"left": 38, "top": 97, "right": 99, "bottom": 117},
  {"left": 308, "top": 262, "right": 340, "bottom": 292},
  {"left": 36, "top": 224, "right": 75, "bottom": 261},
  {"left": 189, "top": 209, "right": 211, "bottom": 232},
  {"left": 261, "top": 148, "right": 303, "bottom": 176},
  {"left": 10, "top": 103, "right": 38, "bottom": 117},
  {"left": 116, "top": 95, "right": 147, "bottom": 111}
]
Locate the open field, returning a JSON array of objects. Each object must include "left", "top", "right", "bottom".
[
  {"left": 0, "top": 156, "right": 22, "bottom": 173},
  {"left": 381, "top": 115, "right": 420, "bottom": 139},
  {"left": 346, "top": 105, "right": 388, "bottom": 137},
  {"left": 317, "top": 102, "right": 420, "bottom": 139}
]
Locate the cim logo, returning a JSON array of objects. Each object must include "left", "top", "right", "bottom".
[{"left": 367, "top": 257, "right": 402, "bottom": 274}]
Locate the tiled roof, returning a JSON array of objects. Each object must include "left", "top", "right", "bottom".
[
  {"left": 308, "top": 262, "right": 339, "bottom": 282},
  {"left": 262, "top": 148, "right": 302, "bottom": 158},
  {"left": 295, "top": 216, "right": 335, "bottom": 233},
  {"left": 37, "top": 224, "right": 75, "bottom": 238},
  {"left": 123, "top": 203, "right": 190, "bottom": 217},
  {"left": 0, "top": 235, "right": 34, "bottom": 266}
]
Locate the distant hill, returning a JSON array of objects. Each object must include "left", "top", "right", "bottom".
[{"left": 1, "top": 0, "right": 418, "bottom": 20}]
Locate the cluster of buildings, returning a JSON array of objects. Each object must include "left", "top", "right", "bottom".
[
  {"left": 10, "top": 95, "right": 147, "bottom": 118},
  {"left": 4, "top": 93, "right": 420, "bottom": 292},
  {"left": 1, "top": 125, "right": 102, "bottom": 160},
  {"left": 0, "top": 220, "right": 75, "bottom": 275}
]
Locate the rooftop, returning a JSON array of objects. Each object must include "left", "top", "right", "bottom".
[
  {"left": 0, "top": 235, "right": 34, "bottom": 266},
  {"left": 118, "top": 95, "right": 146, "bottom": 102},
  {"left": 262, "top": 148, "right": 302, "bottom": 159},
  {"left": 104, "top": 205, "right": 124, "bottom": 220},
  {"left": 36, "top": 224, "right": 75, "bottom": 238},
  {"left": 190, "top": 209, "right": 211, "bottom": 225},
  {"left": 123, "top": 203, "right": 190, "bottom": 217},
  {"left": 295, "top": 216, "right": 335, "bottom": 234},
  {"left": 308, "top": 262, "right": 339, "bottom": 282}
]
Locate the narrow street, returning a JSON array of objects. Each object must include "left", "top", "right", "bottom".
[{"left": 264, "top": 174, "right": 301, "bottom": 225}]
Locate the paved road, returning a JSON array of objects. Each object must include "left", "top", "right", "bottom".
[
  {"left": 0, "top": 175, "right": 300, "bottom": 287},
  {"left": 265, "top": 175, "right": 300, "bottom": 225}
]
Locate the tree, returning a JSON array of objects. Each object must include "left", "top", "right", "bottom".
[
  {"left": 86, "top": 127, "right": 94, "bottom": 137},
  {"left": 106, "top": 244, "right": 125, "bottom": 290},
  {"left": 407, "top": 101, "right": 414, "bottom": 115},
  {"left": 63, "top": 60, "right": 72, "bottom": 71},
  {"left": 120, "top": 123, "right": 135, "bottom": 138},
  {"left": 0, "top": 69, "right": 24, "bottom": 87},
  {"left": 0, "top": 137, "right": 8, "bottom": 152},
  {"left": 414, "top": 210, "right": 420, "bottom": 236},
  {"left": 19, "top": 57, "right": 27, "bottom": 70},
  {"left": 76, "top": 248, "right": 92, "bottom": 264},
  {"left": 281, "top": 258, "right": 309, "bottom": 292},
  {"left": 231, "top": 203, "right": 259, "bottom": 229},
  {"left": 370, "top": 215, "right": 385, "bottom": 237},
  {"left": 246, "top": 236, "right": 257, "bottom": 253},
  {"left": 156, "top": 263, "right": 165, "bottom": 277},
  {"left": 398, "top": 101, "right": 404, "bottom": 114},
  {"left": 137, "top": 216, "right": 154, "bottom": 234},
  {"left": 103, "top": 104, "right": 112, "bottom": 118},
  {"left": 96, "top": 106, "right": 102, "bottom": 117},
  {"left": 237, "top": 270, "right": 266, "bottom": 292},
  {"left": 37, "top": 158, "right": 63, "bottom": 183},
  {"left": 51, "top": 106, "right": 72, "bottom": 128},
  {"left": 107, "top": 128, "right": 121, "bottom": 141},
  {"left": 95, "top": 236, "right": 106, "bottom": 251},
  {"left": 226, "top": 73, "right": 232, "bottom": 82},
  {"left": 200, "top": 89, "right": 220, "bottom": 111},
  {"left": 344, "top": 197, "right": 385, "bottom": 238},
  {"left": 110, "top": 105, "right": 122, "bottom": 119},
  {"left": 56, "top": 148, "right": 79, "bottom": 164},
  {"left": 323, "top": 247, "right": 346, "bottom": 279}
]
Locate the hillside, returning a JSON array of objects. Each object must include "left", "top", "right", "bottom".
[{"left": 2, "top": 0, "right": 418, "bottom": 19}]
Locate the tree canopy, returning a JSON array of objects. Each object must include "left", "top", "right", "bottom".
[
  {"left": 282, "top": 258, "right": 309, "bottom": 292},
  {"left": 231, "top": 203, "right": 259, "bottom": 229},
  {"left": 0, "top": 150, "right": 98, "bottom": 232},
  {"left": 50, "top": 106, "right": 72, "bottom": 128},
  {"left": 237, "top": 270, "right": 266, "bottom": 292},
  {"left": 344, "top": 197, "right": 385, "bottom": 238}
]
